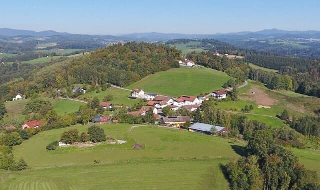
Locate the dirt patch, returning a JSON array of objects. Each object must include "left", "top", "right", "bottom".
[{"left": 242, "top": 87, "right": 278, "bottom": 107}]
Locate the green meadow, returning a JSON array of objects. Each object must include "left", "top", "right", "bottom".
[
  {"left": 80, "top": 87, "right": 139, "bottom": 106},
  {"left": 128, "top": 67, "right": 231, "bottom": 97},
  {"left": 248, "top": 63, "right": 278, "bottom": 73},
  {"left": 170, "top": 41, "right": 207, "bottom": 54},
  {"left": 0, "top": 53, "right": 16, "bottom": 59},
  {"left": 52, "top": 99, "right": 86, "bottom": 115},
  {"left": 35, "top": 49, "right": 83, "bottom": 55},
  {"left": 21, "top": 56, "right": 62, "bottom": 64}
]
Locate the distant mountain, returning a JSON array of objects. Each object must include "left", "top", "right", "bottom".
[{"left": 0, "top": 28, "right": 71, "bottom": 36}]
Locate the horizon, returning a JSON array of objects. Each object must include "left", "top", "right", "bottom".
[{"left": 1, "top": 0, "right": 320, "bottom": 35}]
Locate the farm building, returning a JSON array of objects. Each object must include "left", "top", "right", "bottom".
[
  {"left": 131, "top": 89, "right": 145, "bottom": 98},
  {"left": 184, "top": 59, "right": 195, "bottom": 67},
  {"left": 22, "top": 120, "right": 45, "bottom": 129},
  {"left": 212, "top": 90, "right": 227, "bottom": 99},
  {"left": 161, "top": 116, "right": 191, "bottom": 127},
  {"left": 99, "top": 101, "right": 112, "bottom": 109},
  {"left": 72, "top": 87, "right": 86, "bottom": 94},
  {"left": 188, "top": 123, "right": 229, "bottom": 135},
  {"left": 174, "top": 95, "right": 201, "bottom": 107},
  {"left": 94, "top": 115, "right": 110, "bottom": 124},
  {"left": 12, "top": 94, "right": 23, "bottom": 101},
  {"left": 144, "top": 93, "right": 157, "bottom": 100}
]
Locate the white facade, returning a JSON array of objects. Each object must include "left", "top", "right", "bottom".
[
  {"left": 212, "top": 93, "right": 227, "bottom": 99},
  {"left": 186, "top": 61, "right": 195, "bottom": 67},
  {"left": 12, "top": 94, "right": 23, "bottom": 101},
  {"left": 131, "top": 89, "right": 145, "bottom": 98}
]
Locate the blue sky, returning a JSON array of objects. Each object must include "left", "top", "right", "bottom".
[{"left": 1, "top": 0, "right": 320, "bottom": 34}]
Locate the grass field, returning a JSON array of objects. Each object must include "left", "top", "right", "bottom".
[
  {"left": 248, "top": 63, "right": 278, "bottom": 73},
  {"left": 35, "top": 49, "right": 83, "bottom": 55},
  {"left": 170, "top": 41, "right": 207, "bottom": 54},
  {"left": 127, "top": 67, "right": 231, "bottom": 97},
  {"left": 0, "top": 124, "right": 246, "bottom": 189},
  {"left": 80, "top": 87, "right": 139, "bottom": 106},
  {"left": 0, "top": 53, "right": 16, "bottom": 59},
  {"left": 36, "top": 43, "right": 57, "bottom": 49},
  {"left": 21, "top": 56, "right": 62, "bottom": 64},
  {"left": 52, "top": 99, "right": 86, "bottom": 115}
]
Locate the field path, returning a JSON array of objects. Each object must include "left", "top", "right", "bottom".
[
  {"left": 111, "top": 84, "right": 131, "bottom": 91},
  {"left": 59, "top": 97, "right": 87, "bottom": 104},
  {"left": 226, "top": 110, "right": 277, "bottom": 118},
  {"left": 238, "top": 80, "right": 248, "bottom": 89}
]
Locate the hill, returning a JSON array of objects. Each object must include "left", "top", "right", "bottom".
[{"left": 127, "top": 67, "right": 231, "bottom": 97}]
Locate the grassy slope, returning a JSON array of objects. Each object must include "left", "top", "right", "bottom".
[
  {"left": 128, "top": 67, "right": 231, "bottom": 97},
  {"left": 22, "top": 56, "right": 62, "bottom": 64},
  {"left": 248, "top": 63, "right": 278, "bottom": 73},
  {"left": 52, "top": 99, "right": 85, "bottom": 115},
  {"left": 35, "top": 49, "right": 83, "bottom": 55},
  {"left": 80, "top": 87, "right": 139, "bottom": 106},
  {"left": 0, "top": 53, "right": 16, "bottom": 59},
  {"left": 170, "top": 41, "right": 206, "bottom": 54},
  {"left": 3, "top": 124, "right": 244, "bottom": 189}
]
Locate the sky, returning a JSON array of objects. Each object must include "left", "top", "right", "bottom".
[{"left": 1, "top": 0, "right": 320, "bottom": 35}]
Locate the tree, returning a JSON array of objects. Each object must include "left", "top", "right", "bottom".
[
  {"left": 103, "top": 95, "right": 113, "bottom": 102},
  {"left": 19, "top": 130, "right": 29, "bottom": 140},
  {"left": 46, "top": 141, "right": 59, "bottom": 150},
  {"left": 90, "top": 97, "right": 100, "bottom": 109},
  {"left": 88, "top": 125, "right": 106, "bottom": 142},
  {"left": 144, "top": 108, "right": 155, "bottom": 124},
  {"left": 280, "top": 109, "right": 289, "bottom": 121},
  {"left": 80, "top": 132, "right": 90, "bottom": 142},
  {"left": 193, "top": 108, "right": 202, "bottom": 122},
  {"left": 45, "top": 109, "right": 58, "bottom": 126},
  {"left": 162, "top": 106, "right": 173, "bottom": 117},
  {"left": 4, "top": 132, "right": 22, "bottom": 146},
  {"left": 60, "top": 129, "right": 79, "bottom": 144},
  {"left": 230, "top": 87, "right": 239, "bottom": 101},
  {"left": 0, "top": 101, "right": 7, "bottom": 120}
]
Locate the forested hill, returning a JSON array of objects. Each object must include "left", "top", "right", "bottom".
[{"left": 39, "top": 42, "right": 182, "bottom": 88}]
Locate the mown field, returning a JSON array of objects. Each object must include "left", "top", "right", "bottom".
[
  {"left": 248, "top": 63, "right": 278, "bottom": 73},
  {"left": 52, "top": 99, "right": 86, "bottom": 115},
  {"left": 80, "top": 87, "right": 139, "bottom": 106},
  {"left": 0, "top": 53, "right": 16, "bottom": 59},
  {"left": 127, "top": 67, "right": 231, "bottom": 97},
  {"left": 169, "top": 41, "right": 207, "bottom": 54},
  {"left": 0, "top": 124, "right": 245, "bottom": 189},
  {"left": 35, "top": 49, "right": 83, "bottom": 55},
  {"left": 21, "top": 56, "right": 62, "bottom": 64}
]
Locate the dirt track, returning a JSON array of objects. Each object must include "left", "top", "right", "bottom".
[{"left": 243, "top": 86, "right": 277, "bottom": 106}]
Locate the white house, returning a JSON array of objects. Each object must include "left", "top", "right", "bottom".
[
  {"left": 173, "top": 95, "right": 201, "bottom": 107},
  {"left": 212, "top": 90, "right": 227, "bottom": 99},
  {"left": 144, "top": 93, "right": 157, "bottom": 100},
  {"left": 185, "top": 59, "right": 195, "bottom": 67},
  {"left": 12, "top": 94, "right": 23, "bottom": 101},
  {"left": 131, "top": 89, "right": 145, "bottom": 98}
]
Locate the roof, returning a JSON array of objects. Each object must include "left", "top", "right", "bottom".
[
  {"left": 162, "top": 116, "right": 191, "bottom": 123},
  {"left": 99, "top": 101, "right": 111, "bottom": 107},
  {"left": 140, "top": 106, "right": 154, "bottom": 112},
  {"left": 185, "top": 59, "right": 195, "bottom": 64},
  {"left": 147, "top": 93, "right": 157, "bottom": 96},
  {"left": 177, "top": 95, "right": 197, "bottom": 102},
  {"left": 147, "top": 101, "right": 157, "bottom": 106},
  {"left": 189, "top": 123, "right": 225, "bottom": 133},
  {"left": 127, "top": 110, "right": 143, "bottom": 117},
  {"left": 23, "top": 120, "right": 45, "bottom": 128},
  {"left": 154, "top": 95, "right": 171, "bottom": 102},
  {"left": 94, "top": 116, "right": 102, "bottom": 122},
  {"left": 213, "top": 90, "right": 227, "bottom": 96},
  {"left": 132, "top": 89, "right": 142, "bottom": 93}
]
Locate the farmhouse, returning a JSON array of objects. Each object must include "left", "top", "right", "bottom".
[
  {"left": 131, "top": 89, "right": 145, "bottom": 98},
  {"left": 128, "top": 106, "right": 158, "bottom": 116},
  {"left": 174, "top": 95, "right": 201, "bottom": 107},
  {"left": 22, "top": 120, "right": 45, "bottom": 129},
  {"left": 212, "top": 90, "right": 227, "bottom": 99},
  {"left": 99, "top": 101, "right": 112, "bottom": 109},
  {"left": 185, "top": 59, "right": 195, "bottom": 67},
  {"left": 72, "top": 87, "right": 86, "bottom": 94},
  {"left": 94, "top": 115, "right": 110, "bottom": 124},
  {"left": 161, "top": 116, "right": 191, "bottom": 127},
  {"left": 153, "top": 95, "right": 174, "bottom": 107},
  {"left": 188, "top": 123, "right": 229, "bottom": 135},
  {"left": 12, "top": 94, "right": 23, "bottom": 101}
]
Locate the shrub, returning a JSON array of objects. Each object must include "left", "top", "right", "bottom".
[
  {"left": 46, "top": 141, "right": 59, "bottom": 150},
  {"left": 80, "top": 132, "right": 90, "bottom": 142},
  {"left": 60, "top": 129, "right": 79, "bottom": 144}
]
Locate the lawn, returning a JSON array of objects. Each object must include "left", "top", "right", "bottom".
[
  {"left": 170, "top": 41, "right": 207, "bottom": 54},
  {"left": 127, "top": 67, "right": 231, "bottom": 97},
  {"left": 248, "top": 63, "right": 278, "bottom": 73},
  {"left": 80, "top": 87, "right": 139, "bottom": 106},
  {"left": 35, "top": 49, "right": 83, "bottom": 55},
  {"left": 52, "top": 99, "right": 86, "bottom": 115},
  {"left": 4, "top": 124, "right": 245, "bottom": 189},
  {"left": 0, "top": 53, "right": 16, "bottom": 59},
  {"left": 22, "top": 56, "right": 62, "bottom": 64},
  {"left": 36, "top": 43, "right": 57, "bottom": 49}
]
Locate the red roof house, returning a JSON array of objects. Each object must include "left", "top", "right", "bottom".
[{"left": 22, "top": 120, "right": 45, "bottom": 129}]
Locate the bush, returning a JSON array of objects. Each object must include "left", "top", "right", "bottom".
[
  {"left": 46, "top": 141, "right": 59, "bottom": 150},
  {"left": 10, "top": 157, "right": 28, "bottom": 171},
  {"left": 80, "top": 132, "right": 90, "bottom": 142},
  {"left": 60, "top": 129, "right": 79, "bottom": 144},
  {"left": 88, "top": 125, "right": 106, "bottom": 142}
]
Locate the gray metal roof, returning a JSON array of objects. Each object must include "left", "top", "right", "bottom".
[{"left": 189, "top": 123, "right": 224, "bottom": 132}]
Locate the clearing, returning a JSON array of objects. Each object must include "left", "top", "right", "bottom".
[
  {"left": 127, "top": 67, "right": 231, "bottom": 97},
  {"left": 52, "top": 99, "right": 86, "bottom": 115},
  {"left": 248, "top": 63, "right": 278, "bottom": 73},
  {"left": 170, "top": 41, "right": 207, "bottom": 54}
]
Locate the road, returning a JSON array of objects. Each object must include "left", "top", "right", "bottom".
[{"left": 238, "top": 80, "right": 248, "bottom": 89}]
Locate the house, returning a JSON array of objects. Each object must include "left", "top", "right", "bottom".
[
  {"left": 12, "top": 94, "right": 23, "bottom": 101},
  {"left": 161, "top": 116, "right": 191, "bottom": 127},
  {"left": 188, "top": 123, "right": 230, "bottom": 135},
  {"left": 212, "top": 90, "right": 227, "bottom": 99},
  {"left": 174, "top": 95, "right": 201, "bottom": 107},
  {"left": 94, "top": 115, "right": 110, "bottom": 124},
  {"left": 99, "top": 101, "right": 112, "bottom": 109},
  {"left": 72, "top": 87, "right": 86, "bottom": 94},
  {"left": 22, "top": 120, "right": 45, "bottom": 129},
  {"left": 168, "top": 104, "right": 179, "bottom": 111},
  {"left": 153, "top": 95, "right": 174, "bottom": 107},
  {"left": 128, "top": 106, "right": 158, "bottom": 117},
  {"left": 213, "top": 51, "right": 220, "bottom": 56},
  {"left": 131, "top": 89, "right": 145, "bottom": 98},
  {"left": 144, "top": 93, "right": 157, "bottom": 100},
  {"left": 185, "top": 59, "right": 195, "bottom": 67},
  {"left": 183, "top": 105, "right": 200, "bottom": 112}
]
